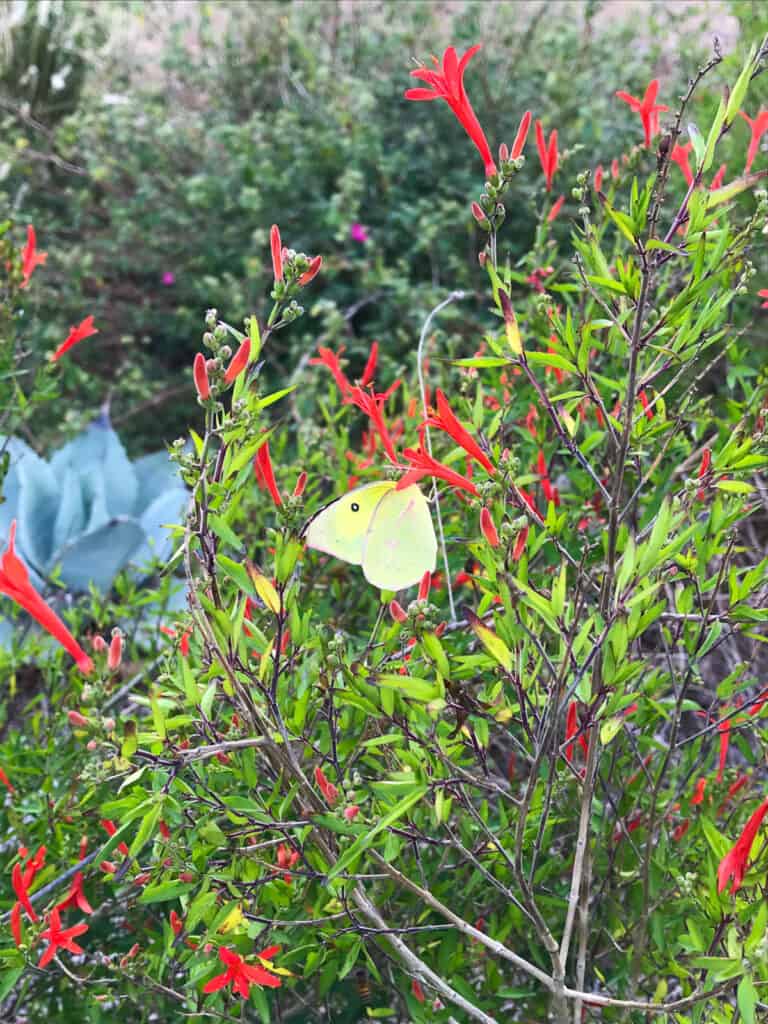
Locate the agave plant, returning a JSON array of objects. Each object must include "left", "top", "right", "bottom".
[{"left": 0, "top": 411, "right": 187, "bottom": 598}]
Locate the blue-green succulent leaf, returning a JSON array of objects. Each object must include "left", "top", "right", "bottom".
[
  {"left": 0, "top": 436, "right": 33, "bottom": 546},
  {"left": 132, "top": 450, "right": 180, "bottom": 512},
  {"left": 54, "top": 517, "right": 144, "bottom": 593},
  {"left": 131, "top": 487, "right": 188, "bottom": 572},
  {"left": 51, "top": 416, "right": 138, "bottom": 518},
  {"left": 15, "top": 445, "right": 59, "bottom": 573},
  {"left": 50, "top": 469, "right": 87, "bottom": 557}
]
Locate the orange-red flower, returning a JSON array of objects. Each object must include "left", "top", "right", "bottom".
[
  {"left": 223, "top": 338, "right": 251, "bottom": 384},
  {"left": 100, "top": 818, "right": 129, "bottom": 857},
  {"left": 51, "top": 316, "right": 99, "bottom": 362},
  {"left": 0, "top": 522, "right": 93, "bottom": 673},
  {"left": 740, "top": 109, "right": 768, "bottom": 173},
  {"left": 717, "top": 797, "right": 768, "bottom": 894},
  {"left": 310, "top": 345, "right": 352, "bottom": 395},
  {"left": 397, "top": 447, "right": 478, "bottom": 496},
  {"left": 20, "top": 225, "right": 47, "bottom": 288},
  {"left": 38, "top": 907, "right": 89, "bottom": 968},
  {"left": 594, "top": 165, "right": 604, "bottom": 192},
  {"left": 424, "top": 389, "right": 495, "bottom": 474},
  {"left": 56, "top": 871, "right": 94, "bottom": 915},
  {"left": 565, "top": 701, "right": 588, "bottom": 763},
  {"left": 535, "top": 120, "right": 558, "bottom": 192},
  {"left": 616, "top": 79, "right": 668, "bottom": 148},
  {"left": 405, "top": 45, "right": 497, "bottom": 179},
  {"left": 315, "top": 765, "right": 339, "bottom": 807},
  {"left": 204, "top": 945, "right": 282, "bottom": 997},
  {"left": 254, "top": 440, "right": 283, "bottom": 507},
  {"left": 547, "top": 195, "right": 565, "bottom": 222},
  {"left": 690, "top": 777, "right": 707, "bottom": 806},
  {"left": 276, "top": 842, "right": 300, "bottom": 883},
  {"left": 670, "top": 142, "right": 694, "bottom": 186},
  {"left": 0, "top": 766, "right": 14, "bottom": 794},
  {"left": 345, "top": 383, "right": 401, "bottom": 464},
  {"left": 480, "top": 507, "right": 499, "bottom": 547},
  {"left": 360, "top": 341, "right": 378, "bottom": 387}
]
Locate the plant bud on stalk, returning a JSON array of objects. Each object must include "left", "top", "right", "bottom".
[
  {"left": 91, "top": 634, "right": 107, "bottom": 653},
  {"left": 270, "top": 224, "right": 283, "bottom": 281},
  {"left": 389, "top": 599, "right": 408, "bottom": 623},
  {"left": 480, "top": 507, "right": 500, "bottom": 547},
  {"left": 67, "top": 710, "right": 89, "bottom": 727},
  {"left": 107, "top": 631, "right": 123, "bottom": 672},
  {"left": 293, "top": 471, "right": 307, "bottom": 497}
]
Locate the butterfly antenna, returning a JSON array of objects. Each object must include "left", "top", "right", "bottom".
[{"left": 417, "top": 290, "right": 466, "bottom": 623}]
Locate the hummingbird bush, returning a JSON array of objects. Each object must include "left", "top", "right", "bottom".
[{"left": 1, "top": 31, "right": 768, "bottom": 1024}]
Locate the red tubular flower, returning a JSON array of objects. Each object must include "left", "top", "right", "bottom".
[
  {"left": 51, "top": 316, "right": 98, "bottom": 362},
  {"left": 38, "top": 907, "right": 89, "bottom": 968},
  {"left": 698, "top": 448, "right": 711, "bottom": 479},
  {"left": 412, "top": 979, "right": 426, "bottom": 1004},
  {"left": 314, "top": 765, "right": 339, "bottom": 807},
  {"left": 397, "top": 446, "right": 479, "bottom": 496},
  {"left": 638, "top": 390, "right": 653, "bottom": 420},
  {"left": 12, "top": 862, "right": 38, "bottom": 922},
  {"left": 418, "top": 570, "right": 431, "bottom": 601},
  {"left": 471, "top": 201, "right": 487, "bottom": 224},
  {"left": 594, "top": 165, "right": 604, "bottom": 192},
  {"left": 511, "top": 110, "right": 532, "bottom": 159},
  {"left": 405, "top": 45, "right": 497, "bottom": 178},
  {"left": 100, "top": 818, "right": 129, "bottom": 857},
  {"left": 690, "top": 777, "right": 707, "bottom": 806},
  {"left": 716, "top": 716, "right": 730, "bottom": 783},
  {"left": 223, "top": 338, "right": 251, "bottom": 384},
  {"left": 535, "top": 120, "right": 558, "bottom": 191},
  {"left": 611, "top": 157, "right": 620, "bottom": 180},
  {"left": 740, "top": 109, "right": 768, "bottom": 173},
  {"left": 67, "top": 709, "right": 89, "bottom": 727},
  {"left": 425, "top": 389, "right": 495, "bottom": 474},
  {"left": 670, "top": 142, "right": 694, "bottom": 186},
  {"left": 615, "top": 79, "right": 668, "bottom": 148},
  {"left": 547, "top": 195, "right": 565, "bottom": 222},
  {"left": 717, "top": 797, "right": 768, "bottom": 894},
  {"left": 310, "top": 345, "right": 352, "bottom": 395},
  {"left": 254, "top": 440, "right": 283, "bottom": 507},
  {"left": 710, "top": 163, "right": 727, "bottom": 190},
  {"left": 673, "top": 819, "right": 690, "bottom": 842},
  {"left": 270, "top": 224, "right": 283, "bottom": 281},
  {"left": 20, "top": 225, "right": 47, "bottom": 288},
  {"left": 10, "top": 902, "right": 22, "bottom": 947},
  {"left": 204, "top": 946, "right": 282, "bottom": 997},
  {"left": 360, "top": 341, "right": 378, "bottom": 387},
  {"left": 193, "top": 352, "right": 210, "bottom": 401},
  {"left": 0, "top": 522, "right": 93, "bottom": 673},
  {"left": 170, "top": 910, "right": 183, "bottom": 935},
  {"left": 0, "top": 766, "right": 14, "bottom": 794},
  {"left": 345, "top": 384, "right": 401, "bottom": 464},
  {"left": 565, "top": 701, "right": 589, "bottom": 763},
  {"left": 298, "top": 254, "right": 322, "bottom": 287},
  {"left": 760, "top": 288, "right": 768, "bottom": 309},
  {"left": 56, "top": 872, "right": 93, "bottom": 915}
]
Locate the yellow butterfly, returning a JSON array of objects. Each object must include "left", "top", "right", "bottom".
[{"left": 304, "top": 481, "right": 436, "bottom": 591}]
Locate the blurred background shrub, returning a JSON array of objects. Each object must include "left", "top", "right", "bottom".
[{"left": 3, "top": 0, "right": 761, "bottom": 455}]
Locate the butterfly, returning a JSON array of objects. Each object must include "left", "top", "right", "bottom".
[{"left": 304, "top": 481, "right": 437, "bottom": 591}]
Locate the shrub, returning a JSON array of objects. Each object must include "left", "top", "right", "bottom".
[{"left": 1, "top": 21, "right": 768, "bottom": 1024}]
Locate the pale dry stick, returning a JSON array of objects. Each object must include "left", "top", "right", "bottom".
[
  {"left": 175, "top": 737, "right": 267, "bottom": 764},
  {"left": 369, "top": 852, "right": 730, "bottom": 1013},
  {"left": 351, "top": 884, "right": 500, "bottom": 1024},
  {"left": 417, "top": 290, "right": 467, "bottom": 623}
]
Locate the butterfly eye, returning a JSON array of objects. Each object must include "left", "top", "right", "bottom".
[{"left": 351, "top": 502, "right": 360, "bottom": 512}]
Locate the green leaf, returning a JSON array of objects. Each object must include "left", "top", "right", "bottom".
[
  {"left": 327, "top": 786, "right": 427, "bottom": 882},
  {"left": 139, "top": 880, "right": 196, "bottom": 904},
  {"left": 738, "top": 976, "right": 756, "bottom": 1024},
  {"left": 129, "top": 803, "right": 162, "bottom": 858},
  {"left": 377, "top": 674, "right": 440, "bottom": 702}
]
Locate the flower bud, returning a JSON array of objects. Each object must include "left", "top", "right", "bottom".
[
  {"left": 298, "top": 254, "right": 322, "bottom": 286},
  {"left": 343, "top": 805, "right": 360, "bottom": 821},
  {"left": 193, "top": 352, "right": 210, "bottom": 401},
  {"left": 480, "top": 507, "right": 500, "bottom": 547},
  {"left": 389, "top": 600, "right": 408, "bottom": 624},
  {"left": 91, "top": 634, "right": 107, "bottom": 653},
  {"left": 293, "top": 471, "right": 307, "bottom": 497},
  {"left": 107, "top": 631, "right": 123, "bottom": 672},
  {"left": 68, "top": 709, "right": 90, "bottom": 727},
  {"left": 498, "top": 142, "right": 509, "bottom": 162}
]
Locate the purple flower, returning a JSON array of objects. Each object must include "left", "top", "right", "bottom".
[
  {"left": 161, "top": 271, "right": 176, "bottom": 286},
  {"left": 350, "top": 223, "right": 370, "bottom": 244}
]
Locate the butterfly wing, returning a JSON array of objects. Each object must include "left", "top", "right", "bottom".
[
  {"left": 362, "top": 485, "right": 437, "bottom": 591},
  {"left": 305, "top": 482, "right": 397, "bottom": 566}
]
